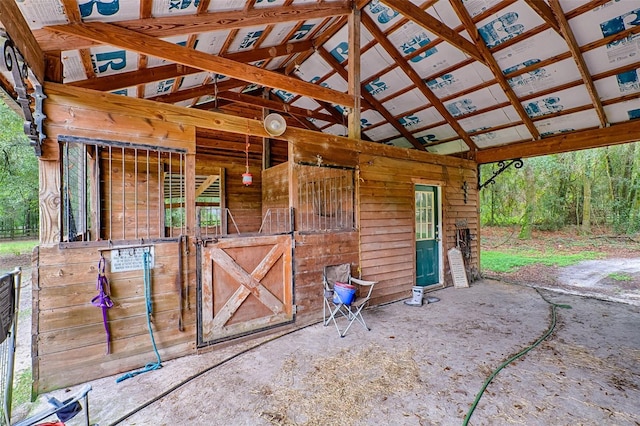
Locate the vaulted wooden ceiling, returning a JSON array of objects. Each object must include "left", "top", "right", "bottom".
[{"left": 1, "top": 0, "right": 639, "bottom": 164}]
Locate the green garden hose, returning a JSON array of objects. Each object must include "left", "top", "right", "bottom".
[{"left": 463, "top": 288, "right": 572, "bottom": 426}]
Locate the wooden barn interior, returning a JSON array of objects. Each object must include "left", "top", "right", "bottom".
[{"left": 0, "top": 0, "right": 639, "bottom": 395}]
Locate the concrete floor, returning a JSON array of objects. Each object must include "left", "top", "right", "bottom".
[{"left": 22, "top": 279, "right": 640, "bottom": 425}]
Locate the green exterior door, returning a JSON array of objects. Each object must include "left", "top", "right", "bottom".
[{"left": 415, "top": 185, "right": 439, "bottom": 286}]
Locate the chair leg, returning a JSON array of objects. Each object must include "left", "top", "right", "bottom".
[
  {"left": 340, "top": 307, "right": 370, "bottom": 337},
  {"left": 324, "top": 299, "right": 349, "bottom": 336}
]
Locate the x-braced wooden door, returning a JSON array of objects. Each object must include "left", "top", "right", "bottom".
[{"left": 198, "top": 234, "right": 293, "bottom": 345}]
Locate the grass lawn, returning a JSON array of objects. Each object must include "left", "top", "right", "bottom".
[
  {"left": 481, "top": 249, "right": 603, "bottom": 273},
  {"left": 0, "top": 240, "right": 38, "bottom": 257}
]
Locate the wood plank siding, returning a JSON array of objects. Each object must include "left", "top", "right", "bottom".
[
  {"left": 33, "top": 242, "right": 196, "bottom": 393},
  {"left": 34, "top": 85, "right": 479, "bottom": 393}
]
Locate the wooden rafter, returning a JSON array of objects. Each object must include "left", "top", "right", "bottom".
[
  {"left": 225, "top": 39, "right": 314, "bottom": 65},
  {"left": 451, "top": 2, "right": 541, "bottom": 141},
  {"left": 318, "top": 47, "right": 425, "bottom": 150},
  {"left": 361, "top": 13, "right": 476, "bottom": 153},
  {"left": 58, "top": 0, "right": 97, "bottom": 82},
  {"left": 34, "top": 2, "right": 351, "bottom": 52},
  {"left": 524, "top": 0, "right": 561, "bottom": 33},
  {"left": 476, "top": 120, "right": 640, "bottom": 164},
  {"left": 0, "top": 0, "right": 45, "bottom": 81},
  {"left": 285, "top": 13, "right": 348, "bottom": 75},
  {"left": 68, "top": 64, "right": 203, "bottom": 92},
  {"left": 470, "top": 0, "right": 518, "bottom": 24},
  {"left": 170, "top": 34, "right": 200, "bottom": 95},
  {"left": 47, "top": 22, "right": 354, "bottom": 107},
  {"left": 197, "top": 90, "right": 338, "bottom": 124},
  {"left": 136, "top": 0, "right": 154, "bottom": 98},
  {"left": 147, "top": 79, "right": 245, "bottom": 104},
  {"left": 379, "top": 0, "right": 485, "bottom": 64},
  {"left": 549, "top": 0, "right": 607, "bottom": 127},
  {"left": 565, "top": 0, "right": 611, "bottom": 20}
]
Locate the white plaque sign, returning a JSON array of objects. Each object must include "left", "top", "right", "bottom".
[
  {"left": 448, "top": 248, "right": 469, "bottom": 288},
  {"left": 110, "top": 247, "right": 154, "bottom": 273}
]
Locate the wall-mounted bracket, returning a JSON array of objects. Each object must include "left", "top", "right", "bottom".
[
  {"left": 478, "top": 159, "right": 523, "bottom": 190},
  {"left": 1, "top": 34, "right": 47, "bottom": 156}
]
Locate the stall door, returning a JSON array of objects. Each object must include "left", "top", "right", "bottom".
[
  {"left": 415, "top": 185, "right": 440, "bottom": 286},
  {"left": 199, "top": 235, "right": 293, "bottom": 344}
]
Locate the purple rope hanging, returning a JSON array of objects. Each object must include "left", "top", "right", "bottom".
[{"left": 92, "top": 255, "right": 114, "bottom": 354}]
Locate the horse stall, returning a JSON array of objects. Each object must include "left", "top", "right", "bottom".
[{"left": 29, "top": 83, "right": 479, "bottom": 394}]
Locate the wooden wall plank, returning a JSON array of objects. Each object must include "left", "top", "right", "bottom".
[
  {"left": 293, "top": 232, "right": 358, "bottom": 319},
  {"left": 44, "top": 103, "right": 194, "bottom": 148},
  {"left": 34, "top": 242, "right": 197, "bottom": 393}
]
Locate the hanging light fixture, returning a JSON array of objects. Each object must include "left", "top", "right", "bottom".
[
  {"left": 263, "top": 113, "right": 287, "bottom": 136},
  {"left": 242, "top": 134, "right": 252, "bottom": 186}
]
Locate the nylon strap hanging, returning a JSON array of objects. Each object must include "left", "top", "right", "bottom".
[
  {"left": 116, "top": 251, "right": 162, "bottom": 382},
  {"left": 91, "top": 254, "right": 114, "bottom": 354}
]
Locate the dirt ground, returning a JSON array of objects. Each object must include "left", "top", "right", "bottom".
[
  {"left": 480, "top": 226, "right": 640, "bottom": 304},
  {"left": 2, "top": 228, "right": 640, "bottom": 425}
]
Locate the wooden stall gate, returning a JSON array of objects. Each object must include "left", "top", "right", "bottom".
[{"left": 198, "top": 234, "right": 294, "bottom": 345}]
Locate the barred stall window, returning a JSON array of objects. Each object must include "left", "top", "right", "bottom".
[
  {"left": 296, "top": 165, "right": 355, "bottom": 232},
  {"left": 61, "top": 137, "right": 187, "bottom": 242}
]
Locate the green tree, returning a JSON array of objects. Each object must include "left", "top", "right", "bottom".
[
  {"left": 480, "top": 142, "right": 640, "bottom": 235},
  {"left": 0, "top": 100, "right": 39, "bottom": 237},
  {"left": 605, "top": 144, "right": 639, "bottom": 233},
  {"left": 518, "top": 160, "right": 535, "bottom": 239}
]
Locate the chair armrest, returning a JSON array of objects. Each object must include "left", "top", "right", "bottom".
[{"left": 349, "top": 277, "right": 377, "bottom": 286}]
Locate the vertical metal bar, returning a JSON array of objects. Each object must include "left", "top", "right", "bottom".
[
  {"left": 300, "top": 180, "right": 304, "bottom": 231},
  {"left": 158, "top": 151, "right": 162, "bottom": 238},
  {"left": 64, "top": 143, "right": 68, "bottom": 240},
  {"left": 94, "top": 144, "right": 101, "bottom": 241},
  {"left": 134, "top": 148, "right": 138, "bottom": 239},
  {"left": 169, "top": 152, "right": 172, "bottom": 237},
  {"left": 146, "top": 149, "right": 150, "bottom": 239},
  {"left": 323, "top": 177, "right": 327, "bottom": 231},
  {"left": 81, "top": 145, "right": 87, "bottom": 240},
  {"left": 180, "top": 153, "right": 185, "bottom": 235},
  {"left": 109, "top": 145, "right": 112, "bottom": 240},
  {"left": 122, "top": 147, "right": 125, "bottom": 240}
]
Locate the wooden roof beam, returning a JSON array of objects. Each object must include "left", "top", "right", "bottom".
[
  {"left": 378, "top": 0, "right": 485, "bottom": 64},
  {"left": 224, "top": 39, "right": 314, "bottom": 64},
  {"left": 361, "top": 13, "right": 476, "bottom": 153},
  {"left": 451, "top": 2, "right": 541, "bottom": 140},
  {"left": 475, "top": 120, "right": 640, "bottom": 164},
  {"left": 69, "top": 63, "right": 204, "bottom": 92},
  {"left": 35, "top": 2, "right": 351, "bottom": 52},
  {"left": 47, "top": 22, "right": 354, "bottom": 107},
  {"left": 524, "top": 0, "right": 561, "bottom": 33},
  {"left": 318, "top": 46, "right": 425, "bottom": 151},
  {"left": 201, "top": 90, "right": 338, "bottom": 123},
  {"left": 0, "top": 0, "right": 45, "bottom": 81},
  {"left": 549, "top": 0, "right": 608, "bottom": 128},
  {"left": 147, "top": 78, "right": 244, "bottom": 103}
]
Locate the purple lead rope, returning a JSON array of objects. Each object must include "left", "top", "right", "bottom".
[{"left": 92, "top": 256, "right": 114, "bottom": 354}]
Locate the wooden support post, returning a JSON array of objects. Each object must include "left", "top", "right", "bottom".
[
  {"left": 262, "top": 89, "right": 272, "bottom": 170},
  {"left": 185, "top": 152, "right": 196, "bottom": 236},
  {"left": 347, "top": 5, "right": 361, "bottom": 140},
  {"left": 39, "top": 160, "right": 61, "bottom": 246}
]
